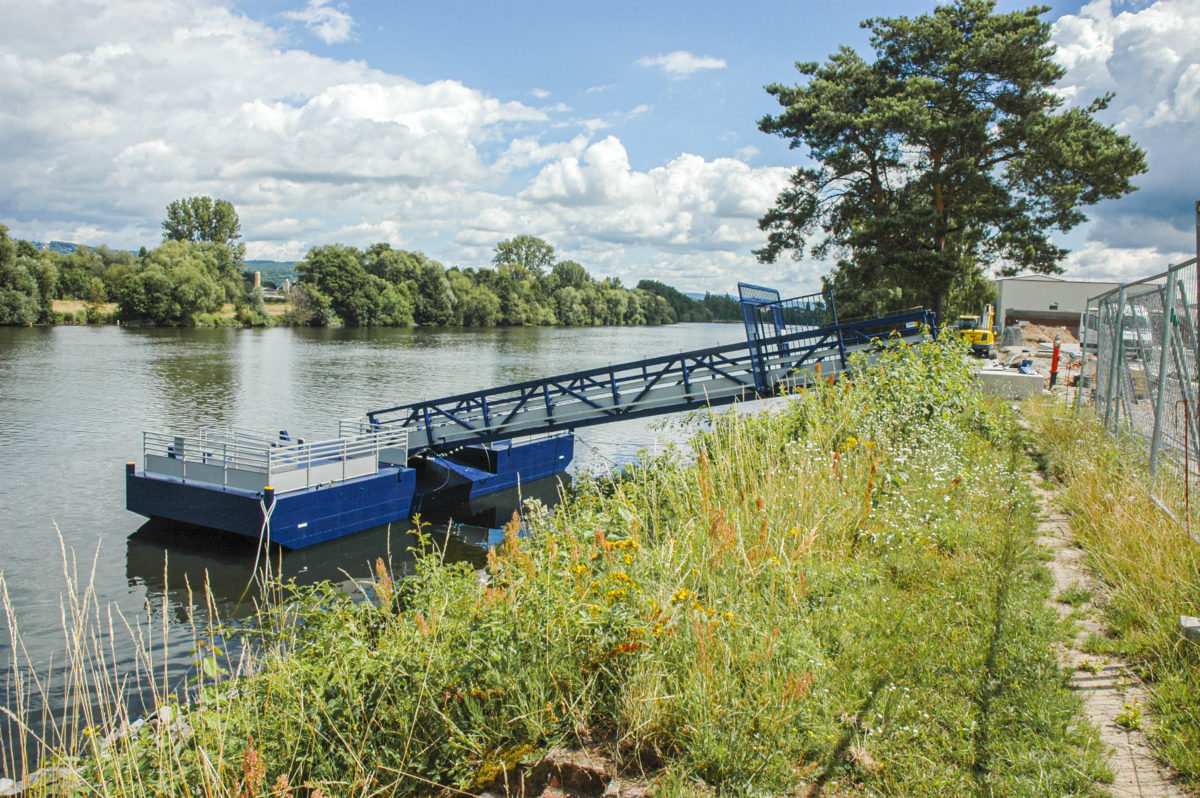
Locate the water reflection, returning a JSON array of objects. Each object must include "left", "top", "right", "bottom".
[
  {"left": 122, "top": 475, "right": 568, "bottom": 624},
  {"left": 137, "top": 329, "right": 243, "bottom": 429}
]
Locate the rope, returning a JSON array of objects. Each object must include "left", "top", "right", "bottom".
[
  {"left": 574, "top": 431, "right": 624, "bottom": 472},
  {"left": 237, "top": 494, "right": 276, "bottom": 604}
]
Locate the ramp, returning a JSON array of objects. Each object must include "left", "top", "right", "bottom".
[{"left": 367, "top": 286, "right": 932, "bottom": 453}]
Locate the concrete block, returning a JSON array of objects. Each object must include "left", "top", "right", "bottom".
[
  {"left": 1180, "top": 615, "right": 1200, "bottom": 642},
  {"left": 974, "top": 368, "right": 1044, "bottom": 400}
]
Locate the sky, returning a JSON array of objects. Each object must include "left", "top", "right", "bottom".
[{"left": 2, "top": 0, "right": 1198, "bottom": 296}]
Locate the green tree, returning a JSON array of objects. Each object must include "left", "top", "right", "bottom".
[
  {"left": 163, "top": 196, "right": 243, "bottom": 246},
  {"left": 756, "top": 0, "right": 1146, "bottom": 321},
  {"left": 0, "top": 226, "right": 40, "bottom": 325},
  {"left": 492, "top": 235, "right": 556, "bottom": 279},
  {"left": 115, "top": 241, "right": 223, "bottom": 325},
  {"left": 296, "top": 244, "right": 377, "bottom": 326}
]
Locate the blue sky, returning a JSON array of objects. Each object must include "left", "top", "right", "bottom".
[{"left": 2, "top": 0, "right": 1195, "bottom": 295}]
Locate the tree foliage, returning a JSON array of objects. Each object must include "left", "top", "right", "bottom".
[
  {"left": 756, "top": 0, "right": 1147, "bottom": 320},
  {"left": 163, "top": 196, "right": 243, "bottom": 247},
  {"left": 0, "top": 226, "right": 712, "bottom": 330},
  {"left": 292, "top": 236, "right": 678, "bottom": 328},
  {"left": 0, "top": 225, "right": 59, "bottom": 325},
  {"left": 492, "top": 235, "right": 556, "bottom": 279}
]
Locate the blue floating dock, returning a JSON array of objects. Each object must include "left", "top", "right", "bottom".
[
  {"left": 126, "top": 284, "right": 933, "bottom": 550},
  {"left": 126, "top": 427, "right": 573, "bottom": 549}
]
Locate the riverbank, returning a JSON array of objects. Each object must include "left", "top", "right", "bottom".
[{"left": 6, "top": 335, "right": 1129, "bottom": 796}]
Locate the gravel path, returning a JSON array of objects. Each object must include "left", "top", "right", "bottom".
[{"left": 1031, "top": 472, "right": 1187, "bottom": 797}]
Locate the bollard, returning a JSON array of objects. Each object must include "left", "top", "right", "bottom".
[
  {"left": 126, "top": 461, "right": 136, "bottom": 476},
  {"left": 264, "top": 485, "right": 275, "bottom": 510},
  {"left": 1049, "top": 335, "right": 1061, "bottom": 388}
]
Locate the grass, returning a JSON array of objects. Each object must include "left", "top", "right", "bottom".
[
  {"left": 3, "top": 337, "right": 1114, "bottom": 795},
  {"left": 1027, "top": 397, "right": 1200, "bottom": 785}
]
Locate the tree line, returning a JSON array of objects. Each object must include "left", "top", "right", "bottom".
[
  {"left": 290, "top": 236, "right": 739, "bottom": 328},
  {"left": 0, "top": 211, "right": 739, "bottom": 327}
]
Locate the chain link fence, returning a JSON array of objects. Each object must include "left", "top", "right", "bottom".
[{"left": 1078, "top": 255, "right": 1200, "bottom": 475}]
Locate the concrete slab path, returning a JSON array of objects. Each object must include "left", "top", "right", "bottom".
[{"left": 1031, "top": 472, "right": 1188, "bottom": 797}]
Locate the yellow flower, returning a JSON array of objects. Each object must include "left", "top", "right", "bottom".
[{"left": 672, "top": 588, "right": 694, "bottom": 603}]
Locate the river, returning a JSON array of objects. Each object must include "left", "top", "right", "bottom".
[{"left": 0, "top": 322, "right": 745, "bottom": 770}]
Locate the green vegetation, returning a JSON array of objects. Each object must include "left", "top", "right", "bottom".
[
  {"left": 9, "top": 337, "right": 1117, "bottom": 796},
  {"left": 1, "top": 211, "right": 726, "bottom": 328},
  {"left": 287, "top": 238, "right": 678, "bottom": 328},
  {"left": 756, "top": 0, "right": 1146, "bottom": 321},
  {"left": 1028, "top": 399, "right": 1200, "bottom": 785},
  {"left": 636, "top": 279, "right": 742, "bottom": 323}
]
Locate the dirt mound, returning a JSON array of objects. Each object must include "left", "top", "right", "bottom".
[{"left": 1018, "top": 323, "right": 1078, "bottom": 346}]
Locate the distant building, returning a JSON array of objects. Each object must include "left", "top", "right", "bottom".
[{"left": 994, "top": 275, "right": 1121, "bottom": 335}]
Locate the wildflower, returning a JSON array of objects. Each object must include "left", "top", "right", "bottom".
[
  {"left": 672, "top": 588, "right": 694, "bottom": 602},
  {"left": 844, "top": 436, "right": 859, "bottom": 450}
]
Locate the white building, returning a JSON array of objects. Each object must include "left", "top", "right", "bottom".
[{"left": 994, "top": 275, "right": 1121, "bottom": 333}]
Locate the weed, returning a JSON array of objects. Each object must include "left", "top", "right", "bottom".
[
  {"left": 1028, "top": 397, "right": 1200, "bottom": 783},
  {"left": 1058, "top": 584, "right": 1093, "bottom": 607},
  {"left": 3, "top": 337, "right": 1113, "bottom": 796}
]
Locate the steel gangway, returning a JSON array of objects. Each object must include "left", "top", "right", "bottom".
[{"left": 366, "top": 284, "right": 934, "bottom": 454}]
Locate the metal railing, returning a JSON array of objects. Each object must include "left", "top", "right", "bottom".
[
  {"left": 1078, "top": 256, "right": 1200, "bottom": 475},
  {"left": 141, "top": 427, "right": 409, "bottom": 494},
  {"left": 365, "top": 308, "right": 931, "bottom": 453}
]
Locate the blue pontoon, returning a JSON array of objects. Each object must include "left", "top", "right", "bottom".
[{"left": 125, "top": 285, "right": 932, "bottom": 548}]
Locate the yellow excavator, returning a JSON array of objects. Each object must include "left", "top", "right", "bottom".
[{"left": 955, "top": 305, "right": 996, "bottom": 357}]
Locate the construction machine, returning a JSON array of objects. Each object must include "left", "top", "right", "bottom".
[{"left": 956, "top": 304, "right": 996, "bottom": 357}]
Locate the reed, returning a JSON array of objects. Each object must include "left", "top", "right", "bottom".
[{"left": 3, "top": 337, "right": 1112, "bottom": 796}]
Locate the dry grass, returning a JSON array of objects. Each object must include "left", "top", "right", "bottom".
[
  {"left": 51, "top": 300, "right": 116, "bottom": 314},
  {"left": 1027, "top": 396, "right": 1200, "bottom": 785}
]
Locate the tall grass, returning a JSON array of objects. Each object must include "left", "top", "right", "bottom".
[
  {"left": 1028, "top": 398, "right": 1200, "bottom": 784},
  {"left": 4, "top": 337, "right": 1112, "bottom": 796},
  {"left": 1, "top": 529, "right": 243, "bottom": 787}
]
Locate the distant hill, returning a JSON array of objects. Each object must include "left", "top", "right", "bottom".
[
  {"left": 33, "top": 240, "right": 95, "bottom": 255},
  {"left": 246, "top": 260, "right": 298, "bottom": 285}
]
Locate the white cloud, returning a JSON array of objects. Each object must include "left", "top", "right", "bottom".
[
  {"left": 1060, "top": 240, "right": 1192, "bottom": 282},
  {"left": 520, "top": 137, "right": 790, "bottom": 249},
  {"left": 283, "top": 0, "right": 355, "bottom": 45},
  {"left": 734, "top": 145, "right": 759, "bottom": 162},
  {"left": 1052, "top": 0, "right": 1200, "bottom": 261},
  {"left": 0, "top": 0, "right": 801, "bottom": 293},
  {"left": 0, "top": 0, "right": 543, "bottom": 254},
  {"left": 636, "top": 51, "right": 727, "bottom": 79},
  {"left": 496, "top": 134, "right": 591, "bottom": 172},
  {"left": 530, "top": 88, "right": 550, "bottom": 99}
]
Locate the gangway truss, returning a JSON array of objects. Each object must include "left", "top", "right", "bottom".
[{"left": 367, "top": 284, "right": 933, "bottom": 453}]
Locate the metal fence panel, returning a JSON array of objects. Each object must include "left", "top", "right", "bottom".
[{"left": 1083, "top": 258, "right": 1200, "bottom": 474}]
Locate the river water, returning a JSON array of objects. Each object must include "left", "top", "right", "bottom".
[{"left": 0, "top": 322, "right": 744, "bottom": 768}]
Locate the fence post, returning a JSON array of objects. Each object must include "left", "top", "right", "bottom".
[
  {"left": 1104, "top": 286, "right": 1127, "bottom": 432},
  {"left": 1170, "top": 289, "right": 1200, "bottom": 459},
  {"left": 1076, "top": 299, "right": 1091, "bottom": 413},
  {"left": 1149, "top": 266, "right": 1178, "bottom": 474},
  {"left": 829, "top": 291, "right": 847, "bottom": 369}
]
